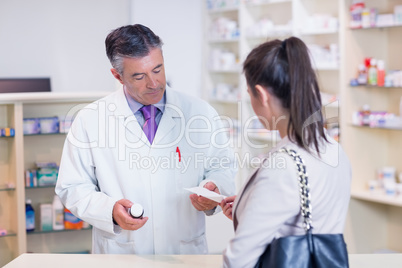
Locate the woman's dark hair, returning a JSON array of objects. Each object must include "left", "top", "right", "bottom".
[
  {"left": 243, "top": 37, "right": 327, "bottom": 154},
  {"left": 105, "top": 24, "right": 163, "bottom": 74}
]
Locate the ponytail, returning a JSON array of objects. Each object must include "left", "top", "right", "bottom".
[
  {"left": 284, "top": 37, "right": 327, "bottom": 154},
  {"left": 243, "top": 37, "right": 327, "bottom": 154}
]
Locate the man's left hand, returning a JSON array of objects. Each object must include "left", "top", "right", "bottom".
[{"left": 190, "top": 182, "right": 220, "bottom": 211}]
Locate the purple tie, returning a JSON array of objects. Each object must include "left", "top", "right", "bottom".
[{"left": 140, "top": 105, "right": 158, "bottom": 144}]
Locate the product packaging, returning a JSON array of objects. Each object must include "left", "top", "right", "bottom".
[
  {"left": 39, "top": 117, "right": 59, "bottom": 134},
  {"left": 25, "top": 169, "right": 38, "bottom": 187},
  {"left": 37, "top": 168, "right": 58, "bottom": 186},
  {"left": 52, "top": 195, "right": 64, "bottom": 230},
  {"left": 26, "top": 199, "right": 35, "bottom": 232},
  {"left": 349, "top": 2, "right": 365, "bottom": 28},
  {"left": 64, "top": 208, "right": 83, "bottom": 230},
  {"left": 0, "top": 128, "right": 15, "bottom": 137},
  {"left": 36, "top": 162, "right": 59, "bottom": 186},
  {"left": 23, "top": 118, "right": 40, "bottom": 135},
  {"left": 40, "top": 203, "right": 53, "bottom": 231}
]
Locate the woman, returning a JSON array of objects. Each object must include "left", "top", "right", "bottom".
[{"left": 221, "top": 37, "right": 351, "bottom": 268}]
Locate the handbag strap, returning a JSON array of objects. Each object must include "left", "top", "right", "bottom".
[{"left": 278, "top": 147, "right": 312, "bottom": 232}]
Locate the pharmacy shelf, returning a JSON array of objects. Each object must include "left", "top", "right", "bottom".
[
  {"left": 207, "top": 6, "right": 239, "bottom": 13},
  {"left": 24, "top": 133, "right": 67, "bottom": 137},
  {"left": 350, "top": 124, "right": 402, "bottom": 131},
  {"left": 0, "top": 187, "right": 16, "bottom": 192},
  {"left": 244, "top": 0, "right": 292, "bottom": 7},
  {"left": 350, "top": 24, "right": 402, "bottom": 30},
  {"left": 0, "top": 93, "right": 106, "bottom": 266},
  {"left": 27, "top": 227, "right": 92, "bottom": 235},
  {"left": 351, "top": 190, "right": 402, "bottom": 207},
  {"left": 25, "top": 185, "right": 56, "bottom": 190},
  {"left": 0, "top": 92, "right": 108, "bottom": 104},
  {"left": 342, "top": 0, "right": 402, "bottom": 254},
  {"left": 0, "top": 231, "right": 17, "bottom": 238},
  {"left": 300, "top": 28, "right": 338, "bottom": 35},
  {"left": 350, "top": 85, "right": 402, "bottom": 89},
  {"left": 245, "top": 34, "right": 292, "bottom": 41}
]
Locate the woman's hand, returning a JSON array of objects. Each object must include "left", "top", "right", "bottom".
[{"left": 220, "top": 195, "right": 236, "bottom": 221}]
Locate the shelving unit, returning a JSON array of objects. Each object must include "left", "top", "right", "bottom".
[
  {"left": 0, "top": 92, "right": 107, "bottom": 266},
  {"left": 203, "top": 0, "right": 342, "bottom": 188},
  {"left": 341, "top": 0, "right": 402, "bottom": 253}
]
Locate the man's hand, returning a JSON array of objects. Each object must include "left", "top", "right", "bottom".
[
  {"left": 220, "top": 195, "right": 236, "bottom": 221},
  {"left": 112, "top": 199, "right": 148, "bottom": 230},
  {"left": 190, "top": 182, "right": 220, "bottom": 211}
]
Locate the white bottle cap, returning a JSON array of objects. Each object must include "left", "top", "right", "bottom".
[{"left": 129, "top": 203, "right": 144, "bottom": 218}]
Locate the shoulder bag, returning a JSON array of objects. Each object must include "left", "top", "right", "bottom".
[{"left": 255, "top": 148, "right": 349, "bottom": 268}]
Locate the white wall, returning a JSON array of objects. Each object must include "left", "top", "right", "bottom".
[
  {"left": 130, "top": 0, "right": 203, "bottom": 97},
  {"left": 0, "top": 0, "right": 130, "bottom": 92},
  {"left": 0, "top": 0, "right": 203, "bottom": 97}
]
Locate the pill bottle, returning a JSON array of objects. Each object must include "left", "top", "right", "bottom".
[{"left": 128, "top": 203, "right": 144, "bottom": 219}]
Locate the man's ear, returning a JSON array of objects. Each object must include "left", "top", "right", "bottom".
[
  {"left": 255, "top": 85, "right": 269, "bottom": 107},
  {"left": 111, "top": 68, "right": 123, "bottom": 84}
]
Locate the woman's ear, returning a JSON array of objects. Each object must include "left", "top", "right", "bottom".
[{"left": 255, "top": 85, "right": 269, "bottom": 107}]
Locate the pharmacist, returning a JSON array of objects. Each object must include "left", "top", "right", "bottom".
[{"left": 55, "top": 24, "right": 236, "bottom": 254}]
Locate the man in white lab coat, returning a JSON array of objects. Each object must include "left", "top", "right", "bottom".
[{"left": 55, "top": 24, "right": 236, "bottom": 254}]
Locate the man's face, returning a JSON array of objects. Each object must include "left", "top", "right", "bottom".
[{"left": 112, "top": 48, "right": 166, "bottom": 105}]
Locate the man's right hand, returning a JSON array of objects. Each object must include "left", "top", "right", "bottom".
[{"left": 112, "top": 199, "right": 148, "bottom": 230}]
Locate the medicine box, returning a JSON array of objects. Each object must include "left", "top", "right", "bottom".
[
  {"left": 39, "top": 117, "right": 59, "bottom": 134},
  {"left": 23, "top": 118, "right": 40, "bottom": 135},
  {"left": 40, "top": 203, "right": 53, "bottom": 231},
  {"left": 37, "top": 168, "right": 58, "bottom": 186}
]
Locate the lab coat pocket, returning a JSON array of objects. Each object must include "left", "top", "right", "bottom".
[
  {"left": 98, "top": 236, "right": 135, "bottom": 254},
  {"left": 179, "top": 233, "right": 207, "bottom": 254}
]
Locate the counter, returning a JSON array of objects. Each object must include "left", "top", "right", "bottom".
[{"left": 4, "top": 253, "right": 402, "bottom": 268}]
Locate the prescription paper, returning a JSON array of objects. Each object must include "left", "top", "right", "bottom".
[{"left": 185, "top": 187, "right": 226, "bottom": 203}]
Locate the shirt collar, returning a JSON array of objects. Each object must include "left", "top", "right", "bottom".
[{"left": 123, "top": 87, "right": 166, "bottom": 114}]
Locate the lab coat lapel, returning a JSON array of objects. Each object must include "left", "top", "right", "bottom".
[
  {"left": 153, "top": 88, "right": 182, "bottom": 145},
  {"left": 153, "top": 108, "right": 176, "bottom": 145},
  {"left": 113, "top": 89, "right": 149, "bottom": 145}
]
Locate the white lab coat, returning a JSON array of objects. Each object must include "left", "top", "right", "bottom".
[{"left": 55, "top": 88, "right": 236, "bottom": 254}]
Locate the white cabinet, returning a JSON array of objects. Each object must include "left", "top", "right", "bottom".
[{"left": 0, "top": 92, "right": 107, "bottom": 266}]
